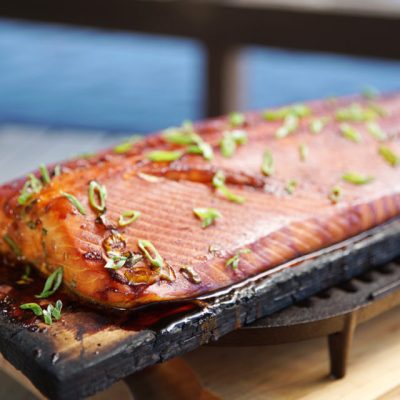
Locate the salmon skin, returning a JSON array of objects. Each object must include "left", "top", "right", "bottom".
[{"left": 1, "top": 94, "right": 400, "bottom": 309}]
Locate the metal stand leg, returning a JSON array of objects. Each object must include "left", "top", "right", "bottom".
[
  {"left": 328, "top": 312, "right": 358, "bottom": 379},
  {"left": 204, "top": 41, "right": 243, "bottom": 117}
]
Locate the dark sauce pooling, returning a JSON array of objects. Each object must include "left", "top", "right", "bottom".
[{"left": 0, "top": 258, "right": 204, "bottom": 335}]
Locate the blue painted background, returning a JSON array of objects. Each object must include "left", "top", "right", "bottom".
[{"left": 0, "top": 18, "right": 399, "bottom": 133}]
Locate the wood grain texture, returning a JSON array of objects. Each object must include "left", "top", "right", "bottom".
[
  {"left": 184, "top": 304, "right": 400, "bottom": 400},
  {"left": 0, "top": 219, "right": 399, "bottom": 399}
]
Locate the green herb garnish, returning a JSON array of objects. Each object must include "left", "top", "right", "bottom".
[
  {"left": 263, "top": 104, "right": 311, "bottom": 121},
  {"left": 342, "top": 172, "right": 374, "bottom": 185},
  {"left": 212, "top": 171, "right": 245, "bottom": 204},
  {"left": 147, "top": 150, "right": 184, "bottom": 162},
  {"left": 3, "top": 234, "right": 22, "bottom": 257},
  {"left": 39, "top": 164, "right": 51, "bottom": 185},
  {"left": 228, "top": 112, "right": 246, "bottom": 127},
  {"left": 261, "top": 149, "right": 274, "bottom": 176},
  {"left": 104, "top": 252, "right": 129, "bottom": 270},
  {"left": 275, "top": 114, "right": 299, "bottom": 139},
  {"left": 379, "top": 145, "right": 400, "bottom": 166},
  {"left": 220, "top": 130, "right": 248, "bottom": 158},
  {"left": 60, "top": 191, "right": 87, "bottom": 215},
  {"left": 285, "top": 179, "right": 298, "bottom": 195},
  {"left": 35, "top": 267, "right": 63, "bottom": 299},
  {"left": 54, "top": 165, "right": 62, "bottom": 177},
  {"left": 339, "top": 123, "right": 362, "bottom": 143},
  {"left": 138, "top": 239, "right": 164, "bottom": 270},
  {"left": 299, "top": 143, "right": 308, "bottom": 161},
  {"left": 20, "top": 303, "right": 43, "bottom": 316},
  {"left": 226, "top": 248, "right": 251, "bottom": 270},
  {"left": 366, "top": 122, "right": 387, "bottom": 141},
  {"left": 329, "top": 186, "right": 342, "bottom": 204},
  {"left": 113, "top": 135, "right": 142, "bottom": 154},
  {"left": 309, "top": 117, "right": 329, "bottom": 134},
  {"left": 18, "top": 174, "right": 43, "bottom": 205},
  {"left": 335, "top": 103, "right": 378, "bottom": 122},
  {"left": 193, "top": 207, "right": 221, "bottom": 228},
  {"left": 89, "top": 181, "right": 107, "bottom": 213},
  {"left": 118, "top": 210, "right": 141, "bottom": 227},
  {"left": 20, "top": 300, "right": 62, "bottom": 325},
  {"left": 17, "top": 265, "right": 32, "bottom": 285}
]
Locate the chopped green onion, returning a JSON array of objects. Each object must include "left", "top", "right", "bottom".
[
  {"left": 285, "top": 179, "right": 298, "bottom": 195},
  {"left": 379, "top": 145, "right": 400, "bottom": 166},
  {"left": 226, "top": 248, "right": 251, "bottom": 270},
  {"left": 263, "top": 104, "right": 311, "bottom": 121},
  {"left": 118, "top": 210, "right": 141, "bottom": 227},
  {"left": 309, "top": 117, "right": 328, "bottom": 134},
  {"left": 18, "top": 174, "right": 43, "bottom": 205},
  {"left": 261, "top": 150, "right": 274, "bottom": 176},
  {"left": 366, "top": 122, "right": 387, "bottom": 141},
  {"left": 54, "top": 165, "right": 62, "bottom": 177},
  {"left": 299, "top": 143, "right": 309, "bottom": 161},
  {"left": 35, "top": 267, "right": 63, "bottom": 299},
  {"left": 193, "top": 207, "right": 221, "bottom": 228},
  {"left": 342, "top": 172, "right": 374, "bottom": 185},
  {"left": 89, "top": 181, "right": 107, "bottom": 213},
  {"left": 147, "top": 150, "right": 183, "bottom": 162},
  {"left": 42, "top": 305, "right": 53, "bottom": 325},
  {"left": 51, "top": 300, "right": 63, "bottom": 320},
  {"left": 339, "top": 123, "right": 362, "bottom": 143},
  {"left": 335, "top": 103, "right": 378, "bottom": 122},
  {"left": 104, "top": 252, "right": 129, "bottom": 270},
  {"left": 163, "top": 127, "right": 200, "bottom": 145},
  {"left": 60, "top": 191, "right": 87, "bottom": 215},
  {"left": 228, "top": 112, "right": 246, "bottom": 127},
  {"left": 193, "top": 140, "right": 213, "bottom": 161},
  {"left": 220, "top": 134, "right": 236, "bottom": 158},
  {"left": 3, "top": 234, "right": 22, "bottom": 257},
  {"left": 275, "top": 114, "right": 299, "bottom": 139},
  {"left": 17, "top": 265, "right": 32, "bottom": 285},
  {"left": 231, "top": 130, "right": 248, "bottom": 145},
  {"left": 113, "top": 135, "right": 142, "bottom": 154},
  {"left": 212, "top": 171, "right": 246, "bottom": 204},
  {"left": 220, "top": 130, "right": 248, "bottom": 158},
  {"left": 138, "top": 239, "right": 164, "bottom": 270},
  {"left": 329, "top": 186, "right": 342, "bottom": 204},
  {"left": 20, "top": 303, "right": 43, "bottom": 316},
  {"left": 39, "top": 164, "right": 51, "bottom": 185}
]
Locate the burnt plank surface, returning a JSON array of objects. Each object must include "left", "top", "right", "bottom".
[
  {"left": 0, "top": 218, "right": 398, "bottom": 399},
  {"left": 1, "top": 126, "right": 400, "bottom": 398}
]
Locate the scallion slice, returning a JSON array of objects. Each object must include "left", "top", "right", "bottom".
[
  {"left": 379, "top": 145, "right": 400, "bottom": 166},
  {"left": 193, "top": 207, "right": 221, "bottom": 228},
  {"left": 226, "top": 248, "right": 251, "bottom": 270},
  {"left": 261, "top": 150, "right": 274, "bottom": 176},
  {"left": 329, "top": 186, "right": 342, "bottom": 204},
  {"left": 138, "top": 239, "right": 164, "bottom": 270},
  {"left": 118, "top": 210, "right": 141, "bottom": 227},
  {"left": 89, "top": 181, "right": 107, "bottom": 213},
  {"left": 339, "top": 123, "right": 361, "bottom": 143},
  {"left": 366, "top": 122, "right": 387, "bottom": 141},
  {"left": 342, "top": 172, "right": 374, "bottom": 185},
  {"left": 147, "top": 150, "right": 183, "bottom": 162},
  {"left": 35, "top": 267, "right": 63, "bottom": 299},
  {"left": 212, "top": 171, "right": 245, "bottom": 204},
  {"left": 3, "top": 234, "right": 22, "bottom": 257},
  {"left": 299, "top": 143, "right": 309, "bottom": 161},
  {"left": 60, "top": 191, "right": 87, "bottom": 215},
  {"left": 40, "top": 164, "right": 51, "bottom": 184},
  {"left": 228, "top": 112, "right": 246, "bottom": 127}
]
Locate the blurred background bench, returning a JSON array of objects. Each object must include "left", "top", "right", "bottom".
[{"left": 0, "top": 0, "right": 400, "bottom": 133}]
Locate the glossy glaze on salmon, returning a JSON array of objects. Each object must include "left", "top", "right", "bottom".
[{"left": 1, "top": 94, "right": 400, "bottom": 309}]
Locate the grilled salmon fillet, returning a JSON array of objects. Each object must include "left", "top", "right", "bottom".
[{"left": 1, "top": 94, "right": 400, "bottom": 309}]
